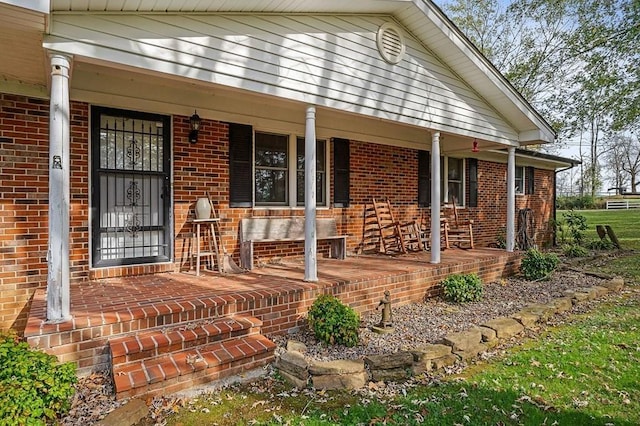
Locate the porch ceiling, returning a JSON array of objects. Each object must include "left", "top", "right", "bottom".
[
  {"left": 3, "top": 0, "right": 555, "bottom": 147},
  {"left": 0, "top": 3, "right": 49, "bottom": 96}
]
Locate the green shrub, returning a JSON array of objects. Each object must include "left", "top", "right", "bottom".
[
  {"left": 308, "top": 294, "right": 359, "bottom": 347},
  {"left": 585, "top": 239, "right": 615, "bottom": 250},
  {"left": 0, "top": 332, "right": 77, "bottom": 425},
  {"left": 562, "top": 244, "right": 589, "bottom": 258},
  {"left": 562, "top": 210, "right": 588, "bottom": 244},
  {"left": 441, "top": 273, "right": 484, "bottom": 303},
  {"left": 521, "top": 248, "right": 559, "bottom": 281}
]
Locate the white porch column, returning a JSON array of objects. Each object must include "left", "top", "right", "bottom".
[
  {"left": 47, "top": 53, "right": 72, "bottom": 322},
  {"left": 506, "top": 147, "right": 516, "bottom": 252},
  {"left": 304, "top": 106, "right": 318, "bottom": 282},
  {"left": 430, "top": 132, "right": 441, "bottom": 263}
]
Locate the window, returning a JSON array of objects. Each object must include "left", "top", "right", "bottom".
[
  {"left": 255, "top": 132, "right": 289, "bottom": 205},
  {"left": 296, "top": 137, "right": 326, "bottom": 206},
  {"left": 416, "top": 155, "right": 465, "bottom": 206},
  {"left": 229, "top": 125, "right": 328, "bottom": 207},
  {"left": 515, "top": 166, "right": 525, "bottom": 195},
  {"left": 446, "top": 157, "right": 464, "bottom": 205}
]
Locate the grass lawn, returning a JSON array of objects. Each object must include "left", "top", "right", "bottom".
[
  {"left": 559, "top": 209, "right": 640, "bottom": 251},
  {"left": 158, "top": 209, "right": 640, "bottom": 425},
  {"left": 558, "top": 209, "right": 640, "bottom": 283},
  {"left": 164, "top": 289, "right": 640, "bottom": 426}
]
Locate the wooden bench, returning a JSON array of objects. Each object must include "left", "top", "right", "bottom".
[{"left": 239, "top": 217, "right": 348, "bottom": 270}]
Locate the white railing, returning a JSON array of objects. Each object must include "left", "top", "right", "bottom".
[{"left": 606, "top": 199, "right": 640, "bottom": 209}]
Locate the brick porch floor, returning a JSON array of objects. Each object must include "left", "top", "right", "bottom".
[{"left": 24, "top": 248, "right": 520, "bottom": 397}]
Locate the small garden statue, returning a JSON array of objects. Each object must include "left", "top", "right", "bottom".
[{"left": 372, "top": 290, "right": 394, "bottom": 334}]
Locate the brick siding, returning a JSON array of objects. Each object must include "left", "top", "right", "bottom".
[{"left": 0, "top": 95, "right": 555, "bottom": 332}]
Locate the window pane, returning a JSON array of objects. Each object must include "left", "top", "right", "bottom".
[
  {"left": 448, "top": 181, "right": 463, "bottom": 205},
  {"left": 296, "top": 138, "right": 326, "bottom": 206},
  {"left": 448, "top": 158, "right": 462, "bottom": 180},
  {"left": 255, "top": 133, "right": 287, "bottom": 167},
  {"left": 255, "top": 170, "right": 287, "bottom": 203},
  {"left": 515, "top": 167, "right": 524, "bottom": 194}
]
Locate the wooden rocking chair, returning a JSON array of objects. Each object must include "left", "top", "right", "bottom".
[
  {"left": 442, "top": 199, "right": 474, "bottom": 249},
  {"left": 372, "top": 198, "right": 423, "bottom": 254}
]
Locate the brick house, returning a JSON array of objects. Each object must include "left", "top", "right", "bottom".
[{"left": 0, "top": 0, "right": 578, "bottom": 336}]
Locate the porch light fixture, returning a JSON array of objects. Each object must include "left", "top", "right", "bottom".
[
  {"left": 472, "top": 138, "right": 479, "bottom": 153},
  {"left": 189, "top": 111, "right": 201, "bottom": 144}
]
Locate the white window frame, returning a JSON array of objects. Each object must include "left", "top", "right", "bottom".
[
  {"left": 442, "top": 156, "right": 466, "bottom": 206},
  {"left": 515, "top": 166, "right": 525, "bottom": 195},
  {"left": 254, "top": 132, "right": 329, "bottom": 208}
]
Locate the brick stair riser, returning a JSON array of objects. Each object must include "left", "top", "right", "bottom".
[
  {"left": 112, "top": 336, "right": 275, "bottom": 399},
  {"left": 116, "top": 353, "right": 274, "bottom": 400},
  {"left": 111, "top": 325, "right": 262, "bottom": 366}
]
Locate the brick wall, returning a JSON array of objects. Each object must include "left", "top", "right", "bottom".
[
  {"left": 0, "top": 97, "right": 556, "bottom": 332},
  {"left": 0, "top": 94, "right": 50, "bottom": 332}
]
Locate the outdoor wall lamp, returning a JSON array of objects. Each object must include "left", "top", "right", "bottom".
[
  {"left": 189, "top": 111, "right": 201, "bottom": 143},
  {"left": 472, "top": 138, "right": 479, "bottom": 153}
]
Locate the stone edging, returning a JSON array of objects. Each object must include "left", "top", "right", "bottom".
[{"left": 276, "top": 278, "right": 625, "bottom": 390}]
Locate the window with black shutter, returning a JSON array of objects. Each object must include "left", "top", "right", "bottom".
[
  {"left": 333, "top": 138, "right": 350, "bottom": 207},
  {"left": 526, "top": 166, "right": 535, "bottom": 195},
  {"left": 418, "top": 150, "right": 430, "bottom": 207},
  {"left": 228, "top": 123, "right": 253, "bottom": 207},
  {"left": 468, "top": 158, "right": 478, "bottom": 207}
]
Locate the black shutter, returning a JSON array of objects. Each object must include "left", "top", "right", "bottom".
[
  {"left": 229, "top": 123, "right": 253, "bottom": 207},
  {"left": 526, "top": 166, "right": 535, "bottom": 195},
  {"left": 418, "top": 150, "right": 431, "bottom": 207},
  {"left": 468, "top": 158, "right": 478, "bottom": 207},
  {"left": 333, "top": 138, "right": 350, "bottom": 207}
]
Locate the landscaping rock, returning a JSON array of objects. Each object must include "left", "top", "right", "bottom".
[
  {"left": 97, "top": 398, "right": 148, "bottom": 426},
  {"left": 477, "top": 326, "right": 497, "bottom": 343},
  {"left": 370, "top": 367, "right": 411, "bottom": 382},
  {"left": 432, "top": 354, "right": 458, "bottom": 370},
  {"left": 521, "top": 303, "right": 555, "bottom": 321},
  {"left": 309, "top": 359, "right": 366, "bottom": 390},
  {"left": 563, "top": 290, "right": 590, "bottom": 303},
  {"left": 441, "top": 327, "right": 482, "bottom": 352},
  {"left": 410, "top": 344, "right": 452, "bottom": 362},
  {"left": 279, "top": 370, "right": 308, "bottom": 389},
  {"left": 551, "top": 297, "right": 573, "bottom": 313},
  {"left": 511, "top": 310, "right": 540, "bottom": 328},
  {"left": 601, "top": 278, "right": 624, "bottom": 292},
  {"left": 286, "top": 340, "right": 307, "bottom": 353},
  {"left": 276, "top": 351, "right": 309, "bottom": 381},
  {"left": 592, "top": 286, "right": 609, "bottom": 297},
  {"left": 364, "top": 352, "right": 413, "bottom": 370},
  {"left": 482, "top": 317, "right": 524, "bottom": 339},
  {"left": 309, "top": 359, "right": 364, "bottom": 376},
  {"left": 454, "top": 342, "right": 487, "bottom": 361},
  {"left": 312, "top": 371, "right": 367, "bottom": 390}
]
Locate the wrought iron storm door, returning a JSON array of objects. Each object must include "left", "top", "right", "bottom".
[{"left": 91, "top": 107, "right": 171, "bottom": 267}]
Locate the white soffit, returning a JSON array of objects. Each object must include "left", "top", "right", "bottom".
[{"left": 44, "top": 0, "right": 554, "bottom": 143}]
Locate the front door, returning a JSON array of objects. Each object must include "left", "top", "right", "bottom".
[{"left": 91, "top": 107, "right": 171, "bottom": 267}]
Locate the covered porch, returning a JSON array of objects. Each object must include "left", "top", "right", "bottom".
[{"left": 24, "top": 248, "right": 520, "bottom": 398}]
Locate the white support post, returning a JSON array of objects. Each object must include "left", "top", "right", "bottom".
[
  {"left": 47, "top": 53, "right": 72, "bottom": 322},
  {"left": 430, "top": 132, "right": 441, "bottom": 263},
  {"left": 506, "top": 147, "right": 516, "bottom": 252},
  {"left": 304, "top": 106, "right": 318, "bottom": 282}
]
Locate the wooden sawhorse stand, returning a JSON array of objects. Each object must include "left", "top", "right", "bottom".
[{"left": 190, "top": 218, "right": 222, "bottom": 275}]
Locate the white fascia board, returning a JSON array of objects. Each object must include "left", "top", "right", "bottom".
[
  {"left": 409, "top": 0, "right": 555, "bottom": 140},
  {"left": 1, "top": 0, "right": 49, "bottom": 14},
  {"left": 519, "top": 129, "right": 555, "bottom": 145},
  {"left": 485, "top": 149, "right": 577, "bottom": 170}
]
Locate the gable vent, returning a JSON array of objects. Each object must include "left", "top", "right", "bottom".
[{"left": 376, "top": 22, "right": 406, "bottom": 64}]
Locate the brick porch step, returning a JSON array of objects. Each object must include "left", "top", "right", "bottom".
[
  {"left": 109, "top": 316, "right": 263, "bottom": 366},
  {"left": 109, "top": 315, "right": 276, "bottom": 399},
  {"left": 112, "top": 333, "right": 276, "bottom": 399}
]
